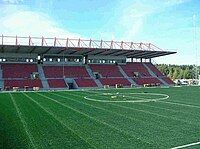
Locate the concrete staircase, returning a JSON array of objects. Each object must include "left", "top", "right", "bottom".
[
  {"left": 117, "top": 65, "right": 138, "bottom": 86},
  {"left": 142, "top": 63, "right": 168, "bottom": 86},
  {"left": 0, "top": 66, "right": 4, "bottom": 89},
  {"left": 37, "top": 65, "right": 50, "bottom": 89},
  {"left": 65, "top": 78, "right": 78, "bottom": 89},
  {"left": 85, "top": 65, "right": 103, "bottom": 88}
]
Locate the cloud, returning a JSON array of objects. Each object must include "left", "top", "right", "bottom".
[
  {"left": 0, "top": 7, "right": 81, "bottom": 39},
  {"left": 2, "top": 0, "right": 23, "bottom": 4},
  {"left": 118, "top": 0, "right": 191, "bottom": 40},
  {"left": 164, "top": 0, "right": 190, "bottom": 6}
]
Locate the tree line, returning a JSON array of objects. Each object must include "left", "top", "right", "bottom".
[{"left": 156, "top": 64, "right": 199, "bottom": 80}]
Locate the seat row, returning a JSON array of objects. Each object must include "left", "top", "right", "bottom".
[{"left": 1, "top": 63, "right": 174, "bottom": 89}]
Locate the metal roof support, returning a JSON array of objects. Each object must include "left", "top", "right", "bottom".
[
  {"left": 120, "top": 41, "right": 124, "bottom": 49},
  {"left": 105, "top": 50, "right": 123, "bottom": 56},
  {"left": 54, "top": 37, "right": 57, "bottom": 46},
  {"left": 30, "top": 46, "right": 36, "bottom": 53},
  {"left": 100, "top": 40, "right": 103, "bottom": 48},
  {"left": 110, "top": 40, "right": 113, "bottom": 49},
  {"left": 139, "top": 51, "right": 164, "bottom": 58},
  {"left": 114, "top": 50, "right": 134, "bottom": 56},
  {"left": 56, "top": 48, "right": 66, "bottom": 54},
  {"left": 69, "top": 50, "right": 77, "bottom": 55},
  {"left": 29, "top": 36, "right": 31, "bottom": 46},
  {"left": 124, "top": 50, "right": 143, "bottom": 56},
  {"left": 42, "top": 37, "right": 44, "bottom": 46},
  {"left": 0, "top": 35, "right": 176, "bottom": 59},
  {"left": 42, "top": 47, "right": 52, "bottom": 55},
  {"left": 148, "top": 53, "right": 170, "bottom": 59},
  {"left": 89, "top": 39, "right": 92, "bottom": 48},
  {"left": 82, "top": 49, "right": 94, "bottom": 55},
  {"left": 148, "top": 43, "right": 151, "bottom": 50},
  {"left": 16, "top": 35, "right": 18, "bottom": 45},
  {"left": 66, "top": 38, "right": 68, "bottom": 47},
  {"left": 78, "top": 38, "right": 80, "bottom": 47},
  {"left": 134, "top": 51, "right": 151, "bottom": 57},
  {"left": 1, "top": 34, "right": 3, "bottom": 45},
  {"left": 139, "top": 43, "right": 142, "bottom": 50},
  {"left": 93, "top": 51, "right": 105, "bottom": 56}
]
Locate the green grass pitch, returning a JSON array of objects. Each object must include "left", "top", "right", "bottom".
[{"left": 1, "top": 86, "right": 200, "bottom": 149}]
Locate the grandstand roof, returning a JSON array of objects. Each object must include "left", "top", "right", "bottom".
[{"left": 0, "top": 35, "right": 176, "bottom": 58}]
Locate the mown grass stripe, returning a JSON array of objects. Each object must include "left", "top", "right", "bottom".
[
  {"left": 51, "top": 91, "right": 184, "bottom": 134},
  {"left": 81, "top": 90, "right": 199, "bottom": 126},
  {"left": 35, "top": 92, "right": 154, "bottom": 147},
  {"left": 22, "top": 92, "right": 96, "bottom": 149},
  {"left": 159, "top": 101, "right": 200, "bottom": 109},
  {"left": 79, "top": 90, "right": 200, "bottom": 122},
  {"left": 51, "top": 91, "right": 192, "bottom": 146},
  {"left": 56, "top": 91, "right": 200, "bottom": 139},
  {"left": 9, "top": 93, "right": 37, "bottom": 149}
]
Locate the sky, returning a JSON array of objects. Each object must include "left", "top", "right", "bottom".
[{"left": 0, "top": 0, "right": 200, "bottom": 65}]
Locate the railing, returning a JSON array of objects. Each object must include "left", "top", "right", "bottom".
[{"left": 0, "top": 35, "right": 164, "bottom": 51}]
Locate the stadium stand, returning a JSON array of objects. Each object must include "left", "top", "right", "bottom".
[
  {"left": 132, "top": 77, "right": 162, "bottom": 85},
  {"left": 0, "top": 62, "right": 174, "bottom": 89},
  {"left": 145, "top": 63, "right": 164, "bottom": 76},
  {"left": 161, "top": 77, "right": 174, "bottom": 85},
  {"left": 4, "top": 79, "right": 42, "bottom": 88},
  {"left": 120, "top": 62, "right": 151, "bottom": 77},
  {"left": 43, "top": 66, "right": 90, "bottom": 78},
  {"left": 75, "top": 78, "right": 97, "bottom": 87},
  {"left": 89, "top": 64, "right": 123, "bottom": 77},
  {"left": 0, "top": 36, "right": 176, "bottom": 90},
  {"left": 2, "top": 63, "right": 38, "bottom": 78},
  {"left": 47, "top": 79, "right": 68, "bottom": 88},
  {"left": 100, "top": 78, "right": 131, "bottom": 86},
  {"left": 2, "top": 63, "right": 43, "bottom": 89}
]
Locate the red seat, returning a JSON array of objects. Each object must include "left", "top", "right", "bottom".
[
  {"left": 89, "top": 64, "right": 123, "bottom": 77},
  {"left": 132, "top": 77, "right": 161, "bottom": 85},
  {"left": 100, "top": 78, "right": 131, "bottom": 86},
  {"left": 75, "top": 78, "right": 97, "bottom": 87},
  {"left": 2, "top": 63, "right": 38, "bottom": 78},
  {"left": 121, "top": 62, "right": 151, "bottom": 77},
  {"left": 43, "top": 66, "right": 89, "bottom": 78},
  {"left": 162, "top": 77, "right": 174, "bottom": 85},
  {"left": 48, "top": 79, "right": 67, "bottom": 88},
  {"left": 145, "top": 63, "right": 164, "bottom": 76},
  {"left": 4, "top": 79, "right": 42, "bottom": 88}
]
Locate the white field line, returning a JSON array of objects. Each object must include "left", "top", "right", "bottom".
[
  {"left": 159, "top": 101, "right": 200, "bottom": 109},
  {"left": 171, "top": 141, "right": 200, "bottom": 149},
  {"left": 22, "top": 92, "right": 97, "bottom": 149},
  {"left": 83, "top": 91, "right": 196, "bottom": 126},
  {"left": 51, "top": 91, "right": 188, "bottom": 138},
  {"left": 83, "top": 91, "right": 169, "bottom": 103},
  {"left": 69, "top": 91, "right": 200, "bottom": 118},
  {"left": 9, "top": 93, "right": 37, "bottom": 149},
  {"left": 60, "top": 91, "right": 200, "bottom": 147},
  {"left": 34, "top": 92, "right": 154, "bottom": 147}
]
